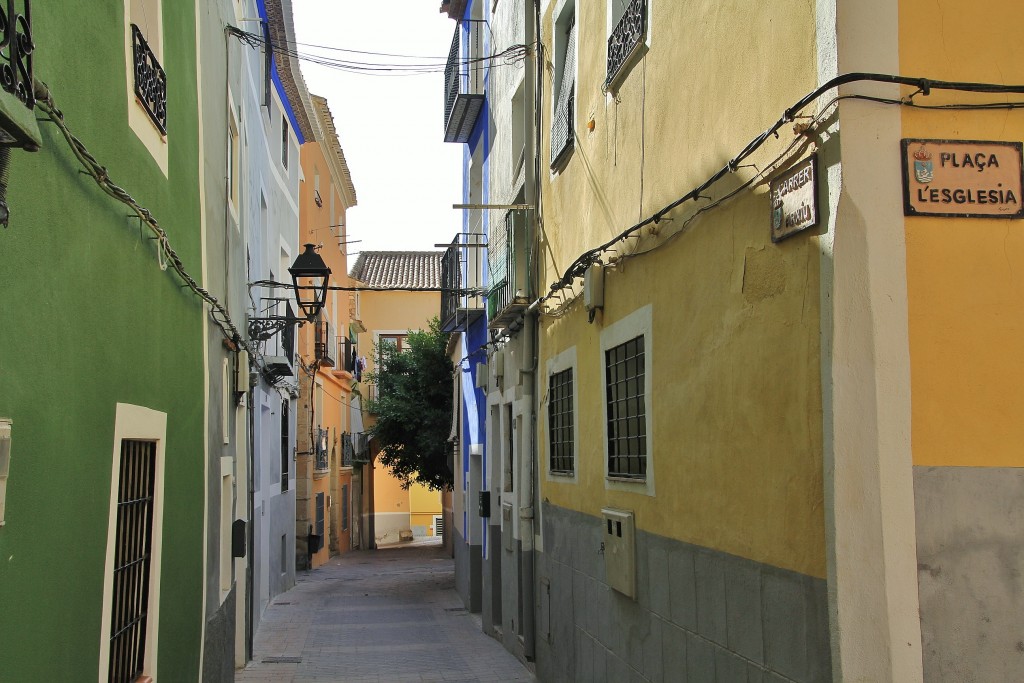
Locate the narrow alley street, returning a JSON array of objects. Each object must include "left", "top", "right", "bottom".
[{"left": 236, "top": 543, "right": 535, "bottom": 683}]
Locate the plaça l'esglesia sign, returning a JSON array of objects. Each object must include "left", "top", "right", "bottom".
[{"left": 901, "top": 139, "right": 1024, "bottom": 218}]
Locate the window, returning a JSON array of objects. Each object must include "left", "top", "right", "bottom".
[
  {"left": 379, "top": 334, "right": 408, "bottom": 353},
  {"left": 511, "top": 79, "right": 526, "bottom": 187},
  {"left": 377, "top": 334, "right": 408, "bottom": 371},
  {"left": 600, "top": 306, "right": 653, "bottom": 493},
  {"left": 281, "top": 115, "right": 289, "bottom": 170},
  {"left": 228, "top": 113, "right": 239, "bottom": 208},
  {"left": 108, "top": 439, "right": 157, "bottom": 683},
  {"left": 220, "top": 474, "right": 232, "bottom": 595},
  {"left": 100, "top": 404, "right": 166, "bottom": 683},
  {"left": 504, "top": 403, "right": 514, "bottom": 492},
  {"left": 548, "top": 368, "right": 575, "bottom": 474},
  {"left": 550, "top": 2, "right": 577, "bottom": 169},
  {"left": 605, "top": 335, "right": 646, "bottom": 478},
  {"left": 125, "top": 0, "right": 167, "bottom": 172},
  {"left": 315, "top": 492, "right": 325, "bottom": 543},
  {"left": 280, "top": 401, "right": 290, "bottom": 492},
  {"left": 606, "top": 0, "right": 648, "bottom": 88},
  {"left": 341, "top": 484, "right": 349, "bottom": 531}
]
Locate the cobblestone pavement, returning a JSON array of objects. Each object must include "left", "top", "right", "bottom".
[{"left": 236, "top": 542, "right": 536, "bottom": 683}]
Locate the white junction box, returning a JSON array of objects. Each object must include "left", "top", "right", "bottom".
[{"left": 602, "top": 507, "right": 636, "bottom": 599}]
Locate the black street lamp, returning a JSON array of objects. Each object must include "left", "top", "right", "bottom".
[{"left": 289, "top": 243, "right": 331, "bottom": 322}]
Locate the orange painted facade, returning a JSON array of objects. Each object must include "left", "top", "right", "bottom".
[
  {"left": 297, "top": 96, "right": 358, "bottom": 568},
  {"left": 899, "top": 0, "right": 1024, "bottom": 467}
]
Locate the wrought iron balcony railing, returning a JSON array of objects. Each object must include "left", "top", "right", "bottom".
[
  {"left": 314, "top": 319, "right": 336, "bottom": 367},
  {"left": 441, "top": 235, "right": 486, "bottom": 333},
  {"left": 342, "top": 433, "right": 354, "bottom": 468},
  {"left": 131, "top": 24, "right": 167, "bottom": 134},
  {"left": 441, "top": 239, "right": 461, "bottom": 329},
  {"left": 314, "top": 427, "right": 329, "bottom": 471},
  {"left": 606, "top": 0, "right": 647, "bottom": 88},
  {"left": 443, "top": 21, "right": 484, "bottom": 143},
  {"left": 487, "top": 211, "right": 529, "bottom": 330}
]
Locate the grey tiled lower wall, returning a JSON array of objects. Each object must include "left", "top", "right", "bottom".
[
  {"left": 535, "top": 504, "right": 831, "bottom": 683},
  {"left": 914, "top": 466, "right": 1024, "bottom": 683}
]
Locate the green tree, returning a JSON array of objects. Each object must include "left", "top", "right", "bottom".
[{"left": 366, "top": 318, "right": 454, "bottom": 491}]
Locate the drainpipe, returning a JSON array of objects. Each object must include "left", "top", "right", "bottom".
[{"left": 519, "top": 0, "right": 543, "bottom": 661}]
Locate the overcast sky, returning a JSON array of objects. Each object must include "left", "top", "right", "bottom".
[{"left": 292, "top": 0, "right": 464, "bottom": 263}]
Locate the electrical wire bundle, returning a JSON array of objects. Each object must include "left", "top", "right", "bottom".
[{"left": 227, "top": 26, "right": 531, "bottom": 77}]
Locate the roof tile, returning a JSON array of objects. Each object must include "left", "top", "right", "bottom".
[{"left": 349, "top": 251, "right": 442, "bottom": 289}]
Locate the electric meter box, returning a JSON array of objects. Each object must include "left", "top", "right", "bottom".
[{"left": 602, "top": 507, "right": 636, "bottom": 599}]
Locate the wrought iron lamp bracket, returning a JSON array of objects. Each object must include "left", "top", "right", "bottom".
[{"left": 248, "top": 314, "right": 302, "bottom": 342}]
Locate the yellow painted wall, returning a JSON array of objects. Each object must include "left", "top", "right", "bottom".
[
  {"left": 899, "top": 0, "right": 1024, "bottom": 468},
  {"left": 410, "top": 486, "right": 443, "bottom": 535},
  {"left": 373, "top": 461, "right": 409, "bottom": 513},
  {"left": 355, "top": 284, "right": 443, "bottom": 537},
  {"left": 538, "top": 0, "right": 825, "bottom": 578}
]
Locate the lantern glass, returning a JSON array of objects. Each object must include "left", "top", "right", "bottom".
[{"left": 289, "top": 243, "right": 331, "bottom": 322}]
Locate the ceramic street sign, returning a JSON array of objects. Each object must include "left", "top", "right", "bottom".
[
  {"left": 770, "top": 154, "right": 818, "bottom": 242},
  {"left": 901, "top": 139, "right": 1024, "bottom": 218}
]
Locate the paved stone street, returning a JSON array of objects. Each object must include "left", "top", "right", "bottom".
[{"left": 236, "top": 542, "right": 536, "bottom": 683}]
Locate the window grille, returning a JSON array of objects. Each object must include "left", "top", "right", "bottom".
[
  {"left": 315, "top": 492, "right": 325, "bottom": 540},
  {"left": 281, "top": 115, "right": 289, "bottom": 169},
  {"left": 280, "top": 401, "right": 289, "bottom": 491},
  {"left": 341, "top": 484, "right": 349, "bottom": 531},
  {"left": 548, "top": 368, "right": 575, "bottom": 473},
  {"left": 606, "top": 0, "right": 648, "bottom": 86},
  {"left": 131, "top": 24, "right": 167, "bottom": 134},
  {"left": 550, "top": 17, "right": 577, "bottom": 168},
  {"left": 108, "top": 439, "right": 157, "bottom": 683},
  {"left": 605, "top": 335, "right": 646, "bottom": 478},
  {"left": 315, "top": 427, "right": 329, "bottom": 471}
]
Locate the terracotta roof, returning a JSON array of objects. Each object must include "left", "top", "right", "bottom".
[
  {"left": 349, "top": 252, "right": 442, "bottom": 289},
  {"left": 310, "top": 95, "right": 357, "bottom": 207}
]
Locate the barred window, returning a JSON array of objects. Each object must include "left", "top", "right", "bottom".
[
  {"left": 550, "top": 6, "right": 576, "bottom": 168},
  {"left": 280, "top": 400, "right": 289, "bottom": 492},
  {"left": 341, "top": 484, "right": 350, "bottom": 531},
  {"left": 605, "top": 335, "right": 646, "bottom": 478},
  {"left": 108, "top": 439, "right": 156, "bottom": 683},
  {"left": 548, "top": 368, "right": 575, "bottom": 473}
]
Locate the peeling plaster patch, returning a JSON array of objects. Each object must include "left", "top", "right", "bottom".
[{"left": 742, "top": 246, "right": 787, "bottom": 303}]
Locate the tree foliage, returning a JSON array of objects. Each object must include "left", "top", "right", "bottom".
[{"left": 366, "top": 318, "right": 454, "bottom": 491}]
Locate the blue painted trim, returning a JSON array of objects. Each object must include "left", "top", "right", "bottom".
[{"left": 257, "top": 0, "right": 306, "bottom": 145}]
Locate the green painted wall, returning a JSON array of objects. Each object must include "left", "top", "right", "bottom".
[{"left": 0, "top": 2, "right": 206, "bottom": 680}]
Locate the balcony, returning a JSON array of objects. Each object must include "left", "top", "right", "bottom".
[
  {"left": 314, "top": 427, "right": 328, "bottom": 471},
  {"left": 256, "top": 300, "right": 296, "bottom": 381},
  {"left": 440, "top": 235, "right": 485, "bottom": 333},
  {"left": 342, "top": 433, "right": 354, "bottom": 468},
  {"left": 443, "top": 21, "right": 485, "bottom": 143},
  {"left": 315, "top": 319, "right": 336, "bottom": 367},
  {"left": 487, "top": 211, "right": 529, "bottom": 330},
  {"left": 606, "top": 0, "right": 647, "bottom": 88}
]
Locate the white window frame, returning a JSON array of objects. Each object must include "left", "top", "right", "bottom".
[
  {"left": 124, "top": 0, "right": 168, "bottom": 174},
  {"left": 98, "top": 403, "right": 167, "bottom": 682},
  {"left": 604, "top": 0, "right": 652, "bottom": 93},
  {"left": 544, "top": 345, "right": 579, "bottom": 483},
  {"left": 600, "top": 304, "right": 654, "bottom": 496},
  {"left": 550, "top": 0, "right": 577, "bottom": 172},
  {"left": 228, "top": 102, "right": 240, "bottom": 220},
  {"left": 219, "top": 460, "right": 234, "bottom": 601}
]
